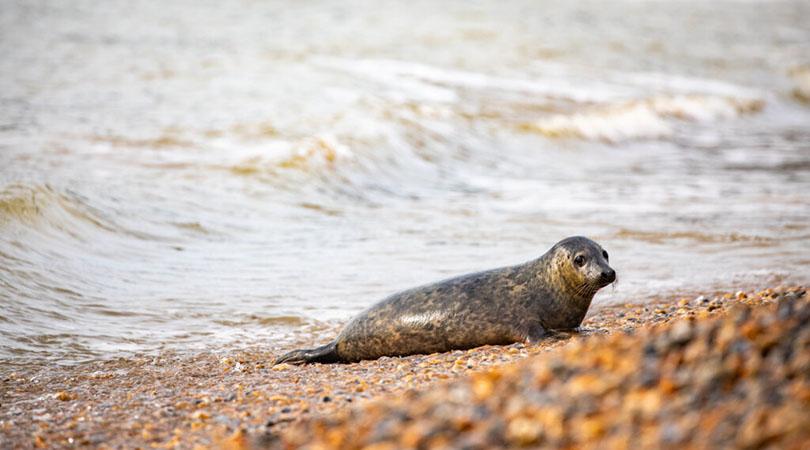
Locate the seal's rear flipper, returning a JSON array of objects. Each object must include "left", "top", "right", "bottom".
[{"left": 273, "top": 341, "right": 340, "bottom": 365}]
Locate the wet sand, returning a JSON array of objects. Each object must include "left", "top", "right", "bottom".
[{"left": 1, "top": 286, "right": 806, "bottom": 449}]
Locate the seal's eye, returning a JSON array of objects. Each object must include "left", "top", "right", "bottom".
[
  {"left": 574, "top": 255, "right": 586, "bottom": 267},
  {"left": 602, "top": 250, "right": 609, "bottom": 261}
]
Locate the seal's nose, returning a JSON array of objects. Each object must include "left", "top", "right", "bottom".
[{"left": 601, "top": 268, "right": 616, "bottom": 283}]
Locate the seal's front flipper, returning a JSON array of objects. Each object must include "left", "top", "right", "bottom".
[
  {"left": 273, "top": 341, "right": 340, "bottom": 365},
  {"left": 524, "top": 324, "right": 552, "bottom": 345}
]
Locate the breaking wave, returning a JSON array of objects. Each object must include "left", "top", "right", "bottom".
[
  {"left": 228, "top": 135, "right": 354, "bottom": 177},
  {"left": 0, "top": 183, "right": 119, "bottom": 235},
  {"left": 522, "top": 95, "right": 764, "bottom": 143}
]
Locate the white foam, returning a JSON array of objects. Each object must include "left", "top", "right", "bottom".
[
  {"left": 526, "top": 95, "right": 764, "bottom": 143},
  {"left": 651, "top": 95, "right": 760, "bottom": 121},
  {"left": 527, "top": 103, "right": 672, "bottom": 142},
  {"left": 220, "top": 134, "right": 354, "bottom": 177}
]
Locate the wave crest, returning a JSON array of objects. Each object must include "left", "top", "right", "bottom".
[
  {"left": 230, "top": 135, "right": 353, "bottom": 177},
  {"left": 0, "top": 183, "right": 121, "bottom": 238},
  {"left": 0, "top": 184, "right": 49, "bottom": 224},
  {"left": 521, "top": 95, "right": 763, "bottom": 143}
]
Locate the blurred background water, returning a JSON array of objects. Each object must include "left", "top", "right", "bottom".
[{"left": 1, "top": 0, "right": 809, "bottom": 370}]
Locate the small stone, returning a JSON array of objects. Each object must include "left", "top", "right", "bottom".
[
  {"left": 33, "top": 434, "right": 47, "bottom": 449},
  {"left": 669, "top": 321, "right": 693, "bottom": 345},
  {"left": 577, "top": 416, "right": 606, "bottom": 441},
  {"left": 506, "top": 416, "right": 541, "bottom": 446}
]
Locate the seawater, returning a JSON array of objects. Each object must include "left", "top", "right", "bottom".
[{"left": 1, "top": 0, "right": 809, "bottom": 370}]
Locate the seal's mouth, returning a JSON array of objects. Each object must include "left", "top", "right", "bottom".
[
  {"left": 574, "top": 268, "right": 617, "bottom": 296},
  {"left": 591, "top": 268, "right": 617, "bottom": 291}
]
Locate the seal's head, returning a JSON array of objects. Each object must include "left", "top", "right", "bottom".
[{"left": 548, "top": 236, "right": 616, "bottom": 298}]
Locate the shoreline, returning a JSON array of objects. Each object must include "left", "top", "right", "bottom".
[{"left": 1, "top": 285, "right": 806, "bottom": 449}]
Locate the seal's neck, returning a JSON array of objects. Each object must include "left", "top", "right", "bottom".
[{"left": 528, "top": 255, "right": 595, "bottom": 330}]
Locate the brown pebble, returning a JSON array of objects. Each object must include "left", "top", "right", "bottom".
[{"left": 506, "top": 416, "right": 541, "bottom": 446}]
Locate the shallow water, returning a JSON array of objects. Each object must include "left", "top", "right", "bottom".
[{"left": 1, "top": 0, "right": 809, "bottom": 370}]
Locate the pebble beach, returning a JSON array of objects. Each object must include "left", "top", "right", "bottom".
[{"left": 2, "top": 285, "right": 806, "bottom": 449}]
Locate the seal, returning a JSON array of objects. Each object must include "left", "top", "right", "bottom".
[{"left": 274, "top": 236, "right": 615, "bottom": 364}]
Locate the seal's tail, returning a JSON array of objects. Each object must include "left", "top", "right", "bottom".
[{"left": 273, "top": 341, "right": 340, "bottom": 365}]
